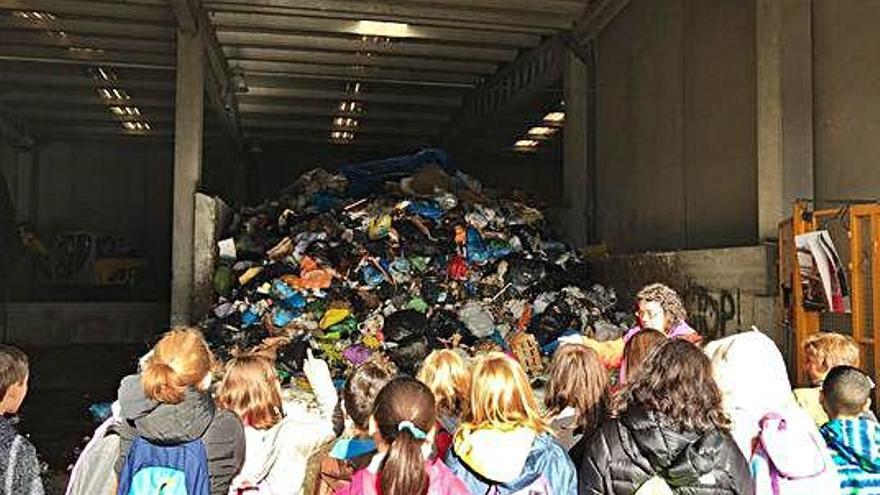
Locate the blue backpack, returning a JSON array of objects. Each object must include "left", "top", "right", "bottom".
[{"left": 117, "top": 436, "right": 210, "bottom": 495}]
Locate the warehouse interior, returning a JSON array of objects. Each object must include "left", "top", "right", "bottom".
[{"left": 2, "top": 0, "right": 880, "bottom": 488}]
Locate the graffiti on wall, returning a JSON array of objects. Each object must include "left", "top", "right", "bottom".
[{"left": 683, "top": 285, "right": 741, "bottom": 340}]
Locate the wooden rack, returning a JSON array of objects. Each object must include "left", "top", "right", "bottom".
[{"left": 779, "top": 201, "right": 880, "bottom": 397}]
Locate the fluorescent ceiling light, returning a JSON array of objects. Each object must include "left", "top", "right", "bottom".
[
  {"left": 13, "top": 11, "right": 56, "bottom": 21},
  {"left": 527, "top": 126, "right": 556, "bottom": 137},
  {"left": 543, "top": 112, "right": 565, "bottom": 123},
  {"left": 355, "top": 20, "right": 410, "bottom": 38},
  {"left": 514, "top": 139, "right": 539, "bottom": 148}
]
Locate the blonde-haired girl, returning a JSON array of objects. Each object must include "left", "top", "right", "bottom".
[
  {"left": 444, "top": 353, "right": 576, "bottom": 494},
  {"left": 417, "top": 350, "right": 470, "bottom": 459},
  {"left": 115, "top": 328, "right": 245, "bottom": 495},
  {"left": 216, "top": 351, "right": 337, "bottom": 495}
]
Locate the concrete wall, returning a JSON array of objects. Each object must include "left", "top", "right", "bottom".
[
  {"left": 592, "top": 244, "right": 781, "bottom": 349},
  {"left": 595, "top": 0, "right": 757, "bottom": 253},
  {"left": 813, "top": 1, "right": 880, "bottom": 202},
  {"left": 2, "top": 302, "right": 168, "bottom": 346},
  {"left": 5, "top": 139, "right": 173, "bottom": 301}
]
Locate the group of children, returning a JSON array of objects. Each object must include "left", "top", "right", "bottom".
[{"left": 1, "top": 283, "right": 879, "bottom": 495}]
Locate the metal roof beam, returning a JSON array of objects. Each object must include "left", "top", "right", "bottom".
[
  {"left": 0, "top": 0, "right": 172, "bottom": 22},
  {"left": 0, "top": 30, "right": 173, "bottom": 54},
  {"left": 241, "top": 117, "right": 436, "bottom": 136},
  {"left": 243, "top": 86, "right": 459, "bottom": 107},
  {"left": 390, "top": 0, "right": 588, "bottom": 14},
  {"left": 208, "top": 11, "right": 542, "bottom": 47},
  {"left": 232, "top": 59, "right": 479, "bottom": 86},
  {"left": 0, "top": 45, "right": 174, "bottom": 66},
  {"left": 442, "top": 0, "right": 629, "bottom": 143},
  {"left": 0, "top": 91, "right": 172, "bottom": 108},
  {"left": 0, "top": 16, "right": 174, "bottom": 39},
  {"left": 205, "top": 1, "right": 567, "bottom": 33},
  {"left": 223, "top": 46, "right": 496, "bottom": 74},
  {"left": 216, "top": 29, "right": 517, "bottom": 62},
  {"left": 0, "top": 72, "right": 173, "bottom": 91},
  {"left": 238, "top": 102, "right": 451, "bottom": 123}
]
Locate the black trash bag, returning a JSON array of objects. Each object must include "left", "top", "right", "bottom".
[
  {"left": 426, "top": 309, "right": 466, "bottom": 346},
  {"left": 383, "top": 309, "right": 428, "bottom": 346},
  {"left": 505, "top": 257, "right": 547, "bottom": 290},
  {"left": 530, "top": 312, "right": 568, "bottom": 349},
  {"left": 387, "top": 339, "right": 430, "bottom": 376},
  {"left": 420, "top": 277, "right": 446, "bottom": 305},
  {"left": 275, "top": 334, "right": 311, "bottom": 376}
]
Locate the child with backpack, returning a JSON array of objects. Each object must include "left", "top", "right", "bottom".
[
  {"left": 543, "top": 344, "right": 608, "bottom": 452},
  {"left": 312, "top": 354, "right": 398, "bottom": 495},
  {"left": 216, "top": 350, "right": 337, "bottom": 495},
  {"left": 335, "top": 377, "right": 469, "bottom": 495},
  {"left": 705, "top": 330, "right": 840, "bottom": 495},
  {"left": 416, "top": 350, "right": 470, "bottom": 460},
  {"left": 819, "top": 365, "right": 880, "bottom": 494},
  {"left": 115, "top": 328, "right": 245, "bottom": 495},
  {"left": 444, "top": 352, "right": 577, "bottom": 495},
  {"left": 0, "top": 344, "right": 44, "bottom": 495},
  {"left": 794, "top": 332, "right": 863, "bottom": 426},
  {"left": 577, "top": 339, "right": 750, "bottom": 495}
]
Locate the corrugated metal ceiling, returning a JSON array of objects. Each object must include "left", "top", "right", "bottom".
[{"left": 0, "top": 0, "right": 586, "bottom": 148}]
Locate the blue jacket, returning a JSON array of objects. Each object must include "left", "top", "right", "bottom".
[
  {"left": 821, "top": 418, "right": 880, "bottom": 494},
  {"left": 444, "top": 428, "right": 576, "bottom": 494}
]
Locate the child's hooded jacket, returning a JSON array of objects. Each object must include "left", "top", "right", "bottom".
[
  {"left": 444, "top": 427, "right": 577, "bottom": 494},
  {"left": 821, "top": 418, "right": 880, "bottom": 494}
]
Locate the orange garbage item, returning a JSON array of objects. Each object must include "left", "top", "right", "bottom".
[
  {"left": 580, "top": 336, "right": 625, "bottom": 369},
  {"left": 281, "top": 256, "right": 334, "bottom": 290}
]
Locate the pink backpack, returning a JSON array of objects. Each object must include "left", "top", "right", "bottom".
[{"left": 749, "top": 412, "right": 840, "bottom": 495}]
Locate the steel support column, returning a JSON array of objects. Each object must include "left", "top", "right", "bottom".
[{"left": 170, "top": 27, "right": 204, "bottom": 326}]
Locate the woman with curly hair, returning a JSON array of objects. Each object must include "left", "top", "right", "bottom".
[{"left": 575, "top": 338, "right": 751, "bottom": 495}]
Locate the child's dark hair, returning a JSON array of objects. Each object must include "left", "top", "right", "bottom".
[
  {"left": 373, "top": 377, "right": 435, "bottom": 495},
  {"left": 822, "top": 365, "right": 873, "bottom": 417},
  {"left": 616, "top": 339, "right": 729, "bottom": 433},
  {"left": 343, "top": 353, "right": 398, "bottom": 430},
  {"left": 0, "top": 345, "right": 28, "bottom": 399}
]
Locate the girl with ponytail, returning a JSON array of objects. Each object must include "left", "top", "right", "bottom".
[{"left": 335, "top": 378, "right": 468, "bottom": 495}]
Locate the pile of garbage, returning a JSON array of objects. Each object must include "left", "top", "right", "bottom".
[{"left": 201, "top": 149, "right": 633, "bottom": 381}]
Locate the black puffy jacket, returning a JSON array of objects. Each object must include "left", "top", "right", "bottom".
[{"left": 575, "top": 407, "right": 753, "bottom": 495}]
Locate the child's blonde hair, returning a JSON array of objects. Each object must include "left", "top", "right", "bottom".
[
  {"left": 457, "top": 352, "right": 549, "bottom": 439},
  {"left": 142, "top": 328, "right": 215, "bottom": 404},
  {"left": 417, "top": 349, "right": 470, "bottom": 419},
  {"left": 804, "top": 332, "right": 860, "bottom": 378},
  {"left": 216, "top": 354, "right": 283, "bottom": 430}
]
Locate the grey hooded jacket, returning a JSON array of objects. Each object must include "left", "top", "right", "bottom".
[{"left": 115, "top": 374, "right": 245, "bottom": 495}]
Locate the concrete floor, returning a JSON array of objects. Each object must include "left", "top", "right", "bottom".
[{"left": 17, "top": 344, "right": 147, "bottom": 493}]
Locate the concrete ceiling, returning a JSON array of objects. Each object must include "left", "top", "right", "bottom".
[{"left": 0, "top": 0, "right": 587, "bottom": 149}]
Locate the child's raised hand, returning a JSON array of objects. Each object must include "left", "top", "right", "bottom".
[{"left": 304, "top": 349, "right": 337, "bottom": 413}]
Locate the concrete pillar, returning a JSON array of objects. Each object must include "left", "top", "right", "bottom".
[
  {"left": 170, "top": 28, "right": 204, "bottom": 326},
  {"left": 563, "top": 49, "right": 591, "bottom": 248},
  {"left": 756, "top": 0, "right": 783, "bottom": 240},
  {"left": 756, "top": 0, "right": 813, "bottom": 240}
]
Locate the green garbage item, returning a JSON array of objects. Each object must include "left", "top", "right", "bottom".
[
  {"left": 406, "top": 297, "right": 429, "bottom": 313},
  {"left": 409, "top": 256, "right": 431, "bottom": 273},
  {"left": 327, "top": 316, "right": 358, "bottom": 336},
  {"left": 213, "top": 265, "right": 234, "bottom": 297}
]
